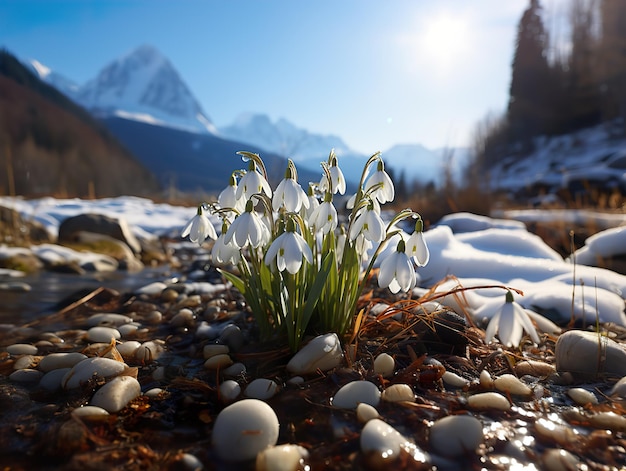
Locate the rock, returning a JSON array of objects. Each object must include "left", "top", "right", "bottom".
[
  {"left": 62, "top": 357, "right": 127, "bottom": 389},
  {"left": 212, "top": 399, "right": 280, "bottom": 462},
  {"left": 567, "top": 387, "right": 599, "bottom": 405},
  {"left": 86, "top": 326, "right": 121, "bottom": 343},
  {"left": 256, "top": 444, "right": 309, "bottom": 471},
  {"left": 610, "top": 376, "right": 626, "bottom": 398},
  {"left": 7, "top": 343, "right": 38, "bottom": 355},
  {"left": 493, "top": 374, "right": 532, "bottom": 397},
  {"left": 286, "top": 333, "right": 344, "bottom": 375},
  {"left": 514, "top": 359, "right": 556, "bottom": 377},
  {"left": 90, "top": 375, "right": 141, "bottom": 413},
  {"left": 356, "top": 403, "right": 380, "bottom": 423},
  {"left": 429, "top": 415, "right": 483, "bottom": 457},
  {"left": 58, "top": 213, "right": 141, "bottom": 254},
  {"left": 73, "top": 231, "right": 144, "bottom": 271},
  {"left": 0, "top": 205, "right": 52, "bottom": 243},
  {"left": 219, "top": 380, "right": 241, "bottom": 403},
  {"left": 244, "top": 378, "right": 280, "bottom": 400},
  {"left": 360, "top": 419, "right": 427, "bottom": 466},
  {"left": 373, "top": 353, "right": 395, "bottom": 377},
  {"left": 9, "top": 368, "right": 43, "bottom": 383},
  {"left": 381, "top": 384, "right": 415, "bottom": 402},
  {"left": 0, "top": 249, "right": 43, "bottom": 273},
  {"left": 556, "top": 330, "right": 626, "bottom": 379},
  {"left": 86, "top": 313, "right": 133, "bottom": 328},
  {"left": 332, "top": 380, "right": 381, "bottom": 409},
  {"left": 38, "top": 352, "right": 88, "bottom": 372},
  {"left": 467, "top": 392, "right": 511, "bottom": 411},
  {"left": 71, "top": 405, "right": 110, "bottom": 419},
  {"left": 39, "top": 368, "right": 71, "bottom": 391}
]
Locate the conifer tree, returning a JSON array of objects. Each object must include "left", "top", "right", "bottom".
[{"left": 508, "top": 0, "right": 553, "bottom": 144}]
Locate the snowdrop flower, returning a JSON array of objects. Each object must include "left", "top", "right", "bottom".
[
  {"left": 320, "top": 153, "right": 346, "bottom": 195},
  {"left": 364, "top": 159, "right": 394, "bottom": 204},
  {"left": 236, "top": 160, "right": 272, "bottom": 201},
  {"left": 405, "top": 218, "right": 429, "bottom": 266},
  {"left": 484, "top": 291, "right": 540, "bottom": 348},
  {"left": 212, "top": 222, "right": 241, "bottom": 265},
  {"left": 349, "top": 204, "right": 385, "bottom": 243},
  {"left": 377, "top": 239, "right": 416, "bottom": 294},
  {"left": 181, "top": 205, "right": 217, "bottom": 245},
  {"left": 224, "top": 200, "right": 270, "bottom": 249},
  {"left": 303, "top": 184, "right": 320, "bottom": 220},
  {"left": 309, "top": 193, "right": 338, "bottom": 234},
  {"left": 272, "top": 161, "right": 309, "bottom": 212},
  {"left": 218, "top": 174, "right": 245, "bottom": 218},
  {"left": 264, "top": 220, "right": 313, "bottom": 274}
]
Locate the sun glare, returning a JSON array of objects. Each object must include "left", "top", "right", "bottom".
[{"left": 420, "top": 14, "right": 468, "bottom": 68}]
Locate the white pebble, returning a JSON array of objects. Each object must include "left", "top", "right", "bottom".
[
  {"left": 514, "top": 359, "right": 556, "bottom": 377},
  {"left": 13, "top": 354, "right": 39, "bottom": 370},
  {"left": 86, "top": 326, "right": 121, "bottom": 343},
  {"left": 493, "top": 374, "right": 532, "bottom": 396},
  {"left": 136, "top": 281, "right": 168, "bottom": 295},
  {"left": 467, "top": 392, "right": 511, "bottom": 411},
  {"left": 204, "top": 354, "right": 233, "bottom": 370},
  {"left": 332, "top": 380, "right": 381, "bottom": 409},
  {"left": 71, "top": 405, "right": 110, "bottom": 419},
  {"left": 135, "top": 340, "right": 164, "bottom": 363},
  {"left": 360, "top": 418, "right": 411, "bottom": 459},
  {"left": 244, "top": 378, "right": 280, "bottom": 400},
  {"left": 356, "top": 403, "right": 380, "bottom": 423},
  {"left": 38, "top": 352, "right": 88, "bottom": 372},
  {"left": 430, "top": 415, "right": 483, "bottom": 457},
  {"left": 117, "top": 323, "right": 140, "bottom": 337},
  {"left": 223, "top": 362, "right": 247, "bottom": 378},
  {"left": 144, "top": 387, "right": 164, "bottom": 397},
  {"left": 373, "top": 353, "right": 395, "bottom": 377},
  {"left": 116, "top": 341, "right": 142, "bottom": 361},
  {"left": 203, "top": 344, "right": 229, "bottom": 359},
  {"left": 90, "top": 375, "right": 141, "bottom": 413},
  {"left": 255, "top": 444, "right": 309, "bottom": 471},
  {"left": 9, "top": 368, "right": 43, "bottom": 383},
  {"left": 219, "top": 380, "right": 241, "bottom": 403},
  {"left": 62, "top": 357, "right": 127, "bottom": 389},
  {"left": 534, "top": 418, "right": 578, "bottom": 446},
  {"left": 480, "top": 369, "right": 494, "bottom": 389},
  {"left": 7, "top": 343, "right": 38, "bottom": 355},
  {"left": 588, "top": 411, "right": 626, "bottom": 432},
  {"left": 381, "top": 384, "right": 415, "bottom": 402},
  {"left": 39, "top": 367, "right": 71, "bottom": 391},
  {"left": 610, "top": 376, "right": 626, "bottom": 398},
  {"left": 178, "top": 453, "right": 204, "bottom": 471},
  {"left": 212, "top": 399, "right": 280, "bottom": 462},
  {"left": 171, "top": 309, "right": 195, "bottom": 328},
  {"left": 86, "top": 313, "right": 132, "bottom": 328},
  {"left": 286, "top": 333, "right": 344, "bottom": 375},
  {"left": 442, "top": 371, "right": 470, "bottom": 388},
  {"left": 541, "top": 449, "right": 581, "bottom": 471},
  {"left": 567, "top": 387, "right": 598, "bottom": 405}
]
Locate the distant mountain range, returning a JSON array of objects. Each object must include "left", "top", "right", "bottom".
[{"left": 20, "top": 44, "right": 468, "bottom": 192}]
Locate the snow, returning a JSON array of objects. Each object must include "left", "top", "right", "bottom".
[{"left": 0, "top": 196, "right": 625, "bottom": 326}]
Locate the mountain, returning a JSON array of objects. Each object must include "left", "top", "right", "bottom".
[
  {"left": 100, "top": 115, "right": 322, "bottom": 194},
  {"left": 0, "top": 49, "right": 161, "bottom": 197},
  {"left": 27, "top": 45, "right": 217, "bottom": 135}
]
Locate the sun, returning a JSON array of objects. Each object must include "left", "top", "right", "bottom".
[{"left": 420, "top": 14, "right": 468, "bottom": 68}]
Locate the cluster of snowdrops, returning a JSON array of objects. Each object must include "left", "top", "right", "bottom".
[{"left": 182, "top": 150, "right": 539, "bottom": 351}]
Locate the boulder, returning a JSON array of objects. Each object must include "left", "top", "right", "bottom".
[{"left": 58, "top": 213, "right": 141, "bottom": 254}]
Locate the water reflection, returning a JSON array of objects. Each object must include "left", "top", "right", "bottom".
[{"left": 0, "top": 267, "right": 173, "bottom": 325}]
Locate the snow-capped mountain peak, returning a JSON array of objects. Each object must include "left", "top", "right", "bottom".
[{"left": 78, "top": 44, "right": 217, "bottom": 134}]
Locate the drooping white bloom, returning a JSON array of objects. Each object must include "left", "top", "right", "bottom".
[
  {"left": 377, "top": 239, "right": 416, "bottom": 294},
  {"left": 349, "top": 206, "right": 385, "bottom": 243},
  {"left": 309, "top": 197, "right": 338, "bottom": 234},
  {"left": 264, "top": 229, "right": 313, "bottom": 274},
  {"left": 236, "top": 161, "right": 272, "bottom": 201},
  {"left": 212, "top": 232, "right": 241, "bottom": 265},
  {"left": 364, "top": 160, "right": 395, "bottom": 204},
  {"left": 484, "top": 291, "right": 541, "bottom": 348},
  {"left": 218, "top": 175, "right": 245, "bottom": 218},
  {"left": 320, "top": 164, "right": 346, "bottom": 195},
  {"left": 181, "top": 205, "right": 217, "bottom": 245},
  {"left": 272, "top": 176, "right": 309, "bottom": 212},
  {"left": 405, "top": 224, "right": 429, "bottom": 266},
  {"left": 224, "top": 201, "right": 270, "bottom": 249}
]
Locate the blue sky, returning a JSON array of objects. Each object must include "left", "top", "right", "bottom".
[{"left": 2, "top": 0, "right": 568, "bottom": 154}]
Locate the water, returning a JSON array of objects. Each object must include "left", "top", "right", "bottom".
[{"left": 0, "top": 267, "right": 175, "bottom": 325}]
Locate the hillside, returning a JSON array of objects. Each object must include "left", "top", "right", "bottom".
[{"left": 0, "top": 50, "right": 161, "bottom": 197}]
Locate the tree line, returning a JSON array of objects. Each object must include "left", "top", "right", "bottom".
[{"left": 473, "top": 0, "right": 626, "bottom": 170}]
